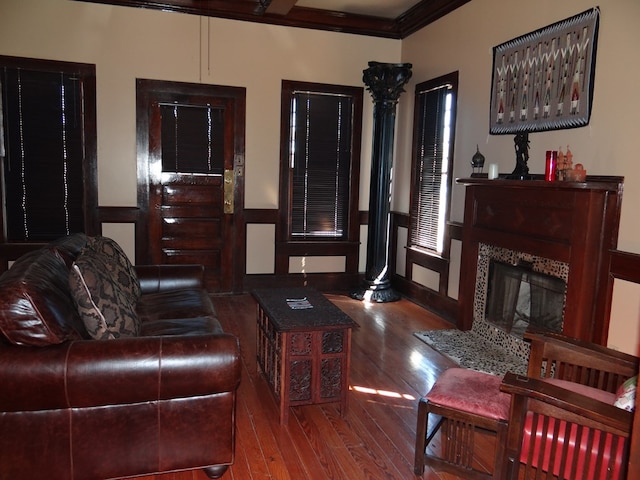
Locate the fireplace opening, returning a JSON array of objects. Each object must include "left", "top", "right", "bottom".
[{"left": 485, "top": 260, "right": 566, "bottom": 337}]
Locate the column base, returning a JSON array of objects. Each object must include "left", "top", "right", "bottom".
[{"left": 350, "top": 284, "right": 400, "bottom": 303}]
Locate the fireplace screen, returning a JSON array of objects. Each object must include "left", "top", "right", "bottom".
[{"left": 486, "top": 260, "right": 566, "bottom": 337}]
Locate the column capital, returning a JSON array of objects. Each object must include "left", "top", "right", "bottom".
[{"left": 362, "top": 61, "right": 413, "bottom": 104}]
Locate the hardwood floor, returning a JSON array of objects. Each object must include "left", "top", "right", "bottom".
[{"left": 135, "top": 292, "right": 497, "bottom": 480}]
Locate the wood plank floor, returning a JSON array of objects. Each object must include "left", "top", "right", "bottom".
[{"left": 135, "top": 292, "right": 497, "bottom": 480}]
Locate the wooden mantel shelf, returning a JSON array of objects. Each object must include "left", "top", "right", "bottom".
[
  {"left": 457, "top": 174, "right": 624, "bottom": 345},
  {"left": 457, "top": 175, "right": 624, "bottom": 192}
]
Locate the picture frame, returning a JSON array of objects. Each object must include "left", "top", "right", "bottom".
[{"left": 489, "top": 7, "right": 600, "bottom": 134}]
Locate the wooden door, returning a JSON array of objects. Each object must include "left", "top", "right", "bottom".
[{"left": 140, "top": 81, "right": 245, "bottom": 293}]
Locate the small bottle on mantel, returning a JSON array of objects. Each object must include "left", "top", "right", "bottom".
[{"left": 557, "top": 147, "right": 566, "bottom": 180}]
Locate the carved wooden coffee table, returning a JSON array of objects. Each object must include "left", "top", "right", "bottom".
[{"left": 252, "top": 287, "right": 356, "bottom": 425}]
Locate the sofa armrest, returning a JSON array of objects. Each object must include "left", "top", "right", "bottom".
[
  {"left": 135, "top": 264, "right": 206, "bottom": 294},
  {"left": 0, "top": 334, "right": 240, "bottom": 412}
]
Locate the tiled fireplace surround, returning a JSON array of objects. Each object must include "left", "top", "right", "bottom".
[
  {"left": 457, "top": 176, "right": 624, "bottom": 359},
  {"left": 471, "top": 243, "right": 570, "bottom": 361}
]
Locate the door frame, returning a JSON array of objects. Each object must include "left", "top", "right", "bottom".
[{"left": 136, "top": 79, "right": 246, "bottom": 293}]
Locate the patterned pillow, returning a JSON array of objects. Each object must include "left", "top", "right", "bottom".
[
  {"left": 69, "top": 249, "right": 140, "bottom": 340},
  {"left": 87, "top": 236, "right": 141, "bottom": 303},
  {"left": 614, "top": 375, "right": 637, "bottom": 412}
]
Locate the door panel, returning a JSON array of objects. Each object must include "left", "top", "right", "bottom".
[
  {"left": 158, "top": 179, "right": 225, "bottom": 291},
  {"left": 140, "top": 80, "right": 245, "bottom": 293}
]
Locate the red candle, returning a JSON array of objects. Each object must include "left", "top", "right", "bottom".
[{"left": 545, "top": 151, "right": 557, "bottom": 181}]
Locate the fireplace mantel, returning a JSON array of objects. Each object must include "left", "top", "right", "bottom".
[{"left": 457, "top": 175, "right": 623, "bottom": 345}]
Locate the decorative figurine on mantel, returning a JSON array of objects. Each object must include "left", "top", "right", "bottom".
[
  {"left": 471, "top": 145, "right": 485, "bottom": 174},
  {"left": 556, "top": 145, "right": 573, "bottom": 180},
  {"left": 508, "top": 132, "right": 530, "bottom": 179}
]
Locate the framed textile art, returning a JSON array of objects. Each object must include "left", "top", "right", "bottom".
[{"left": 489, "top": 7, "right": 600, "bottom": 134}]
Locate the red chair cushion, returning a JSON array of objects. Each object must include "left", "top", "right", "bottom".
[{"left": 425, "top": 367, "right": 510, "bottom": 421}]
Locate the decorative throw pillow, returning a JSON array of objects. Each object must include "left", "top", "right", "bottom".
[
  {"left": 69, "top": 249, "right": 140, "bottom": 340},
  {"left": 87, "top": 236, "right": 141, "bottom": 303},
  {"left": 614, "top": 375, "right": 637, "bottom": 412}
]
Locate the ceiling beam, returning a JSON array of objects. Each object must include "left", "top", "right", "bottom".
[{"left": 266, "top": 0, "right": 297, "bottom": 16}]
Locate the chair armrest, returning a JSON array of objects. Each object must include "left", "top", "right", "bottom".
[
  {"left": 500, "top": 372, "right": 632, "bottom": 436},
  {"left": 135, "top": 264, "right": 205, "bottom": 293},
  {"left": 0, "top": 334, "right": 241, "bottom": 413}
]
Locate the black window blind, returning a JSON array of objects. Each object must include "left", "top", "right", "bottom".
[
  {"left": 1, "top": 68, "right": 85, "bottom": 241},
  {"left": 160, "top": 103, "right": 224, "bottom": 175},
  {"left": 290, "top": 92, "right": 352, "bottom": 239},
  {"left": 410, "top": 84, "right": 451, "bottom": 252}
]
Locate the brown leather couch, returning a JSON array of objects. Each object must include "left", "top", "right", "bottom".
[{"left": 0, "top": 233, "right": 241, "bottom": 480}]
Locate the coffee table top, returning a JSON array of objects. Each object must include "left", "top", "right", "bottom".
[{"left": 252, "top": 287, "right": 357, "bottom": 332}]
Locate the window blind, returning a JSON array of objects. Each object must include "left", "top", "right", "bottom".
[
  {"left": 160, "top": 103, "right": 225, "bottom": 175},
  {"left": 410, "top": 84, "right": 451, "bottom": 252},
  {"left": 1, "top": 68, "right": 85, "bottom": 241},
  {"left": 290, "top": 92, "right": 352, "bottom": 239}
]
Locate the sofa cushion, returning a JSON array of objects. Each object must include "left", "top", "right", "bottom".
[
  {"left": 69, "top": 248, "right": 140, "bottom": 340},
  {"left": 136, "top": 289, "right": 216, "bottom": 323},
  {"left": 140, "top": 315, "right": 224, "bottom": 337},
  {"left": 86, "top": 236, "right": 141, "bottom": 304},
  {"left": 0, "top": 249, "right": 88, "bottom": 346}
]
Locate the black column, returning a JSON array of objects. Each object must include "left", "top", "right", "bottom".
[{"left": 352, "top": 61, "right": 412, "bottom": 302}]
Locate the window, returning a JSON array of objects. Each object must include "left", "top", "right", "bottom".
[
  {"left": 0, "top": 56, "right": 97, "bottom": 242},
  {"left": 279, "top": 80, "right": 362, "bottom": 242},
  {"left": 409, "top": 72, "right": 458, "bottom": 255},
  {"left": 160, "top": 103, "right": 224, "bottom": 175}
]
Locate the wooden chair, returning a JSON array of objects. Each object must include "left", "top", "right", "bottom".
[
  {"left": 413, "top": 367, "right": 510, "bottom": 479},
  {"left": 500, "top": 331, "right": 638, "bottom": 479}
]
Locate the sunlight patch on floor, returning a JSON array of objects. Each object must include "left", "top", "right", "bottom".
[{"left": 350, "top": 384, "right": 415, "bottom": 401}]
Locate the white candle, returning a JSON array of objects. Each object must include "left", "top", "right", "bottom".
[{"left": 488, "top": 163, "right": 499, "bottom": 179}]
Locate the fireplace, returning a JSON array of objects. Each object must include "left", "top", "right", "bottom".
[
  {"left": 458, "top": 176, "right": 623, "bottom": 346},
  {"left": 480, "top": 244, "right": 568, "bottom": 336},
  {"left": 486, "top": 259, "right": 566, "bottom": 335}
]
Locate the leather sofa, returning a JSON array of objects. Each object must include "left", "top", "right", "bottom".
[{"left": 0, "top": 233, "right": 241, "bottom": 480}]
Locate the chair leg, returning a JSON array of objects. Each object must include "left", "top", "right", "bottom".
[
  {"left": 414, "top": 397, "right": 429, "bottom": 475},
  {"left": 492, "top": 419, "right": 509, "bottom": 480}
]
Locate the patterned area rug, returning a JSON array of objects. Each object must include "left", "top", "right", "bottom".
[{"left": 414, "top": 329, "right": 528, "bottom": 377}]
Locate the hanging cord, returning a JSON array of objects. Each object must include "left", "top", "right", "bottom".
[
  {"left": 17, "top": 70, "right": 28, "bottom": 239},
  {"left": 60, "top": 73, "right": 70, "bottom": 235}
]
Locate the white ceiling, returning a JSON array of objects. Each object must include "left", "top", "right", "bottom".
[{"left": 295, "top": 0, "right": 424, "bottom": 19}]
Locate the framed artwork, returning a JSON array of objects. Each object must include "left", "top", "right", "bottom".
[{"left": 489, "top": 7, "right": 600, "bottom": 134}]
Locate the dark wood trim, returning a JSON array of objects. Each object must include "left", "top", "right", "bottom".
[
  {"left": 397, "top": 0, "right": 471, "bottom": 37},
  {"left": 390, "top": 211, "right": 460, "bottom": 322},
  {"left": 609, "top": 249, "right": 640, "bottom": 283},
  {"left": 243, "top": 272, "right": 360, "bottom": 292},
  {"left": 448, "top": 220, "right": 463, "bottom": 241},
  {"left": 392, "top": 273, "right": 458, "bottom": 325},
  {"left": 72, "top": 0, "right": 472, "bottom": 39},
  {"left": 244, "top": 208, "right": 278, "bottom": 224},
  {"left": 97, "top": 206, "right": 140, "bottom": 225}
]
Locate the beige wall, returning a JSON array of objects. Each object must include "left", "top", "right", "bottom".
[
  {"left": 1, "top": 0, "right": 637, "bottom": 353},
  {"left": 397, "top": 0, "right": 640, "bottom": 354},
  {"left": 0, "top": 0, "right": 400, "bottom": 274}
]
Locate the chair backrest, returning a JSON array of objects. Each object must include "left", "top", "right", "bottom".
[{"left": 525, "top": 331, "right": 637, "bottom": 393}]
